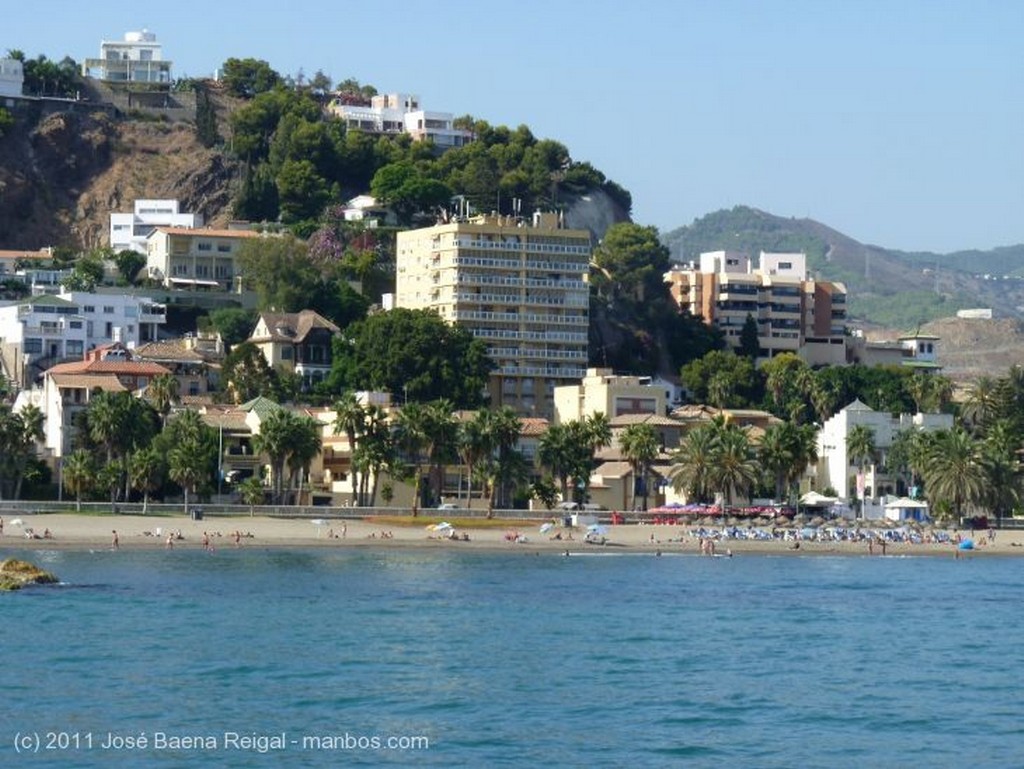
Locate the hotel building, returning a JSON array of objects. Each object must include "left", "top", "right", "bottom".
[{"left": 396, "top": 212, "right": 591, "bottom": 417}]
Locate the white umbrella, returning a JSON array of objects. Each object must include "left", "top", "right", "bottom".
[{"left": 539, "top": 522, "right": 554, "bottom": 534}]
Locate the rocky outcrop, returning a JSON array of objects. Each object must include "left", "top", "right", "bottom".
[{"left": 0, "top": 558, "right": 59, "bottom": 591}]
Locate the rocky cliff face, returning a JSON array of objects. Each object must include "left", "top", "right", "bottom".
[{"left": 0, "top": 107, "right": 238, "bottom": 250}]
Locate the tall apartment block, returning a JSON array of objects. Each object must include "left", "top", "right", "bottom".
[
  {"left": 396, "top": 213, "right": 591, "bottom": 417},
  {"left": 664, "top": 251, "right": 847, "bottom": 365}
]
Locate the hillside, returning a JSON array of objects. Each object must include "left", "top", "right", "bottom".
[{"left": 662, "top": 206, "right": 1024, "bottom": 327}]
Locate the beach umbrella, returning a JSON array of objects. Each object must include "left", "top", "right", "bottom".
[
  {"left": 587, "top": 524, "right": 608, "bottom": 536},
  {"left": 958, "top": 539, "right": 975, "bottom": 550}
]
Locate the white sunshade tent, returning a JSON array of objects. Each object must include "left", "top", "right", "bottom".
[{"left": 800, "top": 491, "right": 839, "bottom": 507}]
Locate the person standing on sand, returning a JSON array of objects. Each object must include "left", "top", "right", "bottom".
[
  {"left": 165, "top": 532, "right": 174, "bottom": 549},
  {"left": 111, "top": 530, "right": 119, "bottom": 550}
]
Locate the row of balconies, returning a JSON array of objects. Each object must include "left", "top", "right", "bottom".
[
  {"left": 451, "top": 310, "right": 587, "bottom": 326},
  {"left": 486, "top": 347, "right": 588, "bottom": 361},
  {"left": 451, "top": 274, "right": 586, "bottom": 290},
  {"left": 470, "top": 328, "right": 588, "bottom": 343},
  {"left": 451, "top": 239, "right": 589, "bottom": 256},
  {"left": 450, "top": 256, "right": 587, "bottom": 273},
  {"left": 498, "top": 364, "right": 587, "bottom": 378}
]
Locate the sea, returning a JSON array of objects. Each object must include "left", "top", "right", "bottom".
[{"left": 1, "top": 546, "right": 1021, "bottom": 769}]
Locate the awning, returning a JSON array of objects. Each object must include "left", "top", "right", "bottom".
[{"left": 169, "top": 278, "right": 221, "bottom": 287}]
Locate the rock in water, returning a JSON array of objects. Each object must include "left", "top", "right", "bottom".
[{"left": 0, "top": 559, "right": 59, "bottom": 591}]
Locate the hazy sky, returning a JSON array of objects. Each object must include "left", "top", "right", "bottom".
[{"left": 7, "top": 1, "right": 1023, "bottom": 253}]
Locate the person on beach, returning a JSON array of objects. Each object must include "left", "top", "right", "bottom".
[
  {"left": 233, "top": 530, "right": 241, "bottom": 548},
  {"left": 0, "top": 516, "right": 4, "bottom": 536},
  {"left": 202, "top": 532, "right": 213, "bottom": 552},
  {"left": 111, "top": 530, "right": 119, "bottom": 550},
  {"left": 165, "top": 532, "right": 174, "bottom": 549}
]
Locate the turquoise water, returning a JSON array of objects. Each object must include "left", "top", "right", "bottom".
[{"left": 1, "top": 547, "right": 1021, "bottom": 768}]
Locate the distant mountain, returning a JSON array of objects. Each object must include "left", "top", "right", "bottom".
[{"left": 661, "top": 206, "right": 1024, "bottom": 329}]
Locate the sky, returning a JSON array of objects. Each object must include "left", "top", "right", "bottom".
[{"left": 6, "top": 1, "right": 1023, "bottom": 253}]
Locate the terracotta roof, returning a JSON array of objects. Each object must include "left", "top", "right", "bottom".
[
  {"left": 133, "top": 340, "right": 208, "bottom": 362},
  {"left": 151, "top": 227, "right": 260, "bottom": 238},
  {"left": 609, "top": 413, "right": 681, "bottom": 427},
  {"left": 181, "top": 394, "right": 215, "bottom": 407},
  {"left": 519, "top": 417, "right": 549, "bottom": 437},
  {"left": 46, "top": 360, "right": 171, "bottom": 376},
  {"left": 200, "top": 410, "right": 250, "bottom": 431},
  {"left": 48, "top": 373, "right": 128, "bottom": 392},
  {"left": 251, "top": 310, "right": 340, "bottom": 343}
]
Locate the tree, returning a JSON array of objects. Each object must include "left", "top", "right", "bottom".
[
  {"left": 917, "top": 427, "right": 986, "bottom": 523},
  {"left": 846, "top": 424, "right": 877, "bottom": 517},
  {"left": 669, "top": 422, "right": 720, "bottom": 504},
  {"left": 332, "top": 392, "right": 366, "bottom": 505},
  {"left": 284, "top": 415, "right": 323, "bottom": 504},
  {"left": 195, "top": 86, "right": 220, "bottom": 148},
  {"left": 758, "top": 422, "right": 817, "bottom": 504},
  {"left": 0, "top": 403, "right": 44, "bottom": 501},
  {"left": 239, "top": 475, "right": 266, "bottom": 515},
  {"left": 220, "top": 57, "right": 281, "bottom": 98},
  {"left": 961, "top": 376, "right": 1001, "bottom": 436},
  {"left": 207, "top": 307, "right": 258, "bottom": 349},
  {"left": 252, "top": 408, "right": 300, "bottom": 504},
  {"left": 327, "top": 308, "right": 493, "bottom": 408},
  {"left": 979, "top": 421, "right": 1022, "bottom": 526},
  {"left": 130, "top": 447, "right": 164, "bottom": 515},
  {"left": 712, "top": 423, "right": 758, "bottom": 507},
  {"left": 63, "top": 450, "right": 95, "bottom": 512},
  {"left": 147, "top": 373, "right": 180, "bottom": 428},
  {"left": 370, "top": 162, "right": 453, "bottom": 224},
  {"left": 681, "top": 350, "right": 758, "bottom": 408},
  {"left": 619, "top": 423, "right": 659, "bottom": 511},
  {"left": 276, "top": 159, "right": 331, "bottom": 224},
  {"left": 164, "top": 410, "right": 217, "bottom": 512},
  {"left": 221, "top": 342, "right": 278, "bottom": 403},
  {"left": 457, "top": 412, "right": 491, "bottom": 509},
  {"left": 395, "top": 400, "right": 456, "bottom": 515},
  {"left": 235, "top": 234, "right": 320, "bottom": 312},
  {"left": 113, "top": 249, "right": 146, "bottom": 284},
  {"left": 486, "top": 407, "right": 524, "bottom": 514},
  {"left": 738, "top": 313, "right": 761, "bottom": 360},
  {"left": 539, "top": 423, "right": 575, "bottom": 503},
  {"left": 590, "top": 223, "right": 671, "bottom": 304}
]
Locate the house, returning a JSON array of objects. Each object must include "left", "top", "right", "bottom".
[
  {"left": 327, "top": 93, "right": 472, "bottom": 150},
  {"left": 340, "top": 195, "right": 397, "bottom": 226},
  {"left": 0, "top": 58, "right": 24, "bottom": 99},
  {"left": 815, "top": 399, "right": 953, "bottom": 511},
  {"left": 248, "top": 310, "right": 340, "bottom": 391},
  {"left": 0, "top": 295, "right": 86, "bottom": 389},
  {"left": 110, "top": 199, "right": 202, "bottom": 255},
  {"left": 145, "top": 226, "right": 260, "bottom": 290},
  {"left": 846, "top": 330, "right": 943, "bottom": 371},
  {"left": 81, "top": 30, "right": 172, "bottom": 84},
  {"left": 40, "top": 347, "right": 171, "bottom": 458},
  {"left": 133, "top": 334, "right": 224, "bottom": 398}
]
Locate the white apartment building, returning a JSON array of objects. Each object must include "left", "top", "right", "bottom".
[
  {"left": 145, "top": 226, "right": 260, "bottom": 290},
  {"left": 0, "top": 58, "right": 24, "bottom": 99},
  {"left": 329, "top": 93, "right": 472, "bottom": 150},
  {"left": 396, "top": 212, "right": 591, "bottom": 417},
  {"left": 110, "top": 199, "right": 203, "bottom": 254},
  {"left": 81, "top": 30, "right": 172, "bottom": 83},
  {"left": 664, "top": 250, "right": 848, "bottom": 365},
  {"left": 0, "top": 295, "right": 87, "bottom": 389},
  {"left": 816, "top": 399, "right": 953, "bottom": 506}
]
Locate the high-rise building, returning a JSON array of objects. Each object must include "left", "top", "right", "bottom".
[
  {"left": 664, "top": 250, "right": 848, "bottom": 365},
  {"left": 396, "top": 212, "right": 591, "bottom": 417}
]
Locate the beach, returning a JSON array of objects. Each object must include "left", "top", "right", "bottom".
[{"left": 2, "top": 512, "right": 1021, "bottom": 557}]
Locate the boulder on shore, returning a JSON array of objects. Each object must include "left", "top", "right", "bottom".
[{"left": 0, "top": 558, "right": 59, "bottom": 591}]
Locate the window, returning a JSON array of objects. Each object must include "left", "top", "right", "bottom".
[
  {"left": 70, "top": 321, "right": 82, "bottom": 329},
  {"left": 23, "top": 338, "right": 42, "bottom": 354},
  {"left": 84, "top": 305, "right": 95, "bottom": 313},
  {"left": 281, "top": 347, "right": 293, "bottom": 360},
  {"left": 197, "top": 242, "right": 212, "bottom": 252},
  {"left": 103, "top": 306, "right": 115, "bottom": 314}
]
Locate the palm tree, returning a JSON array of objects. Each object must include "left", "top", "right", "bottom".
[
  {"left": 6, "top": 403, "right": 44, "bottom": 500},
  {"left": 457, "top": 413, "right": 490, "bottom": 509},
  {"left": 253, "top": 408, "right": 296, "bottom": 505},
  {"left": 979, "top": 420, "right": 1022, "bottom": 527},
  {"left": 285, "top": 415, "right": 322, "bottom": 505},
  {"left": 147, "top": 373, "right": 180, "bottom": 428},
  {"left": 238, "top": 475, "right": 266, "bottom": 516},
  {"left": 846, "top": 424, "right": 876, "bottom": 517},
  {"left": 168, "top": 439, "right": 208, "bottom": 514},
  {"left": 353, "top": 405, "right": 392, "bottom": 506},
  {"left": 758, "top": 423, "right": 795, "bottom": 503},
  {"left": 669, "top": 422, "right": 719, "bottom": 503},
  {"left": 394, "top": 402, "right": 431, "bottom": 516},
  {"left": 619, "top": 423, "right": 659, "bottom": 511},
  {"left": 332, "top": 392, "right": 365, "bottom": 505},
  {"left": 130, "top": 447, "right": 164, "bottom": 515},
  {"left": 63, "top": 449, "right": 95, "bottom": 512},
  {"left": 709, "top": 421, "right": 759, "bottom": 508},
  {"left": 917, "top": 427, "right": 987, "bottom": 522},
  {"left": 961, "top": 376, "right": 1001, "bottom": 436},
  {"left": 539, "top": 423, "right": 574, "bottom": 502},
  {"left": 488, "top": 407, "right": 523, "bottom": 513}
]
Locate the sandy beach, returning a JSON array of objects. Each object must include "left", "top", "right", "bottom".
[{"left": 1, "top": 512, "right": 1022, "bottom": 557}]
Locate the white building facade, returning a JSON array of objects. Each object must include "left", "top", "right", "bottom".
[
  {"left": 816, "top": 399, "right": 953, "bottom": 507},
  {"left": 110, "top": 199, "right": 202, "bottom": 254},
  {"left": 82, "top": 30, "right": 172, "bottom": 83},
  {"left": 146, "top": 226, "right": 260, "bottom": 290},
  {"left": 0, "top": 58, "right": 24, "bottom": 99},
  {"left": 329, "top": 93, "right": 472, "bottom": 150}
]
